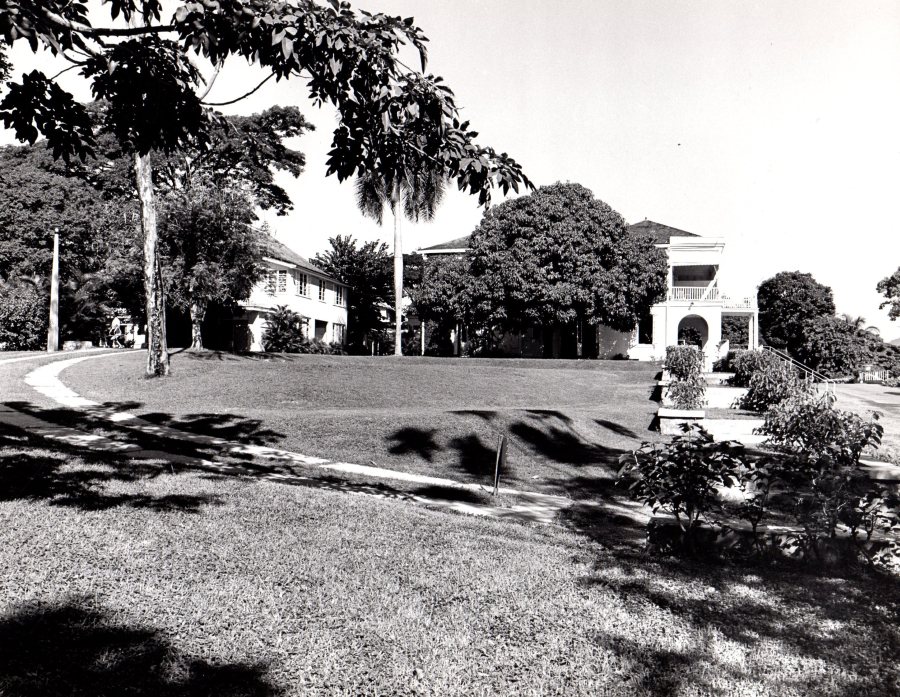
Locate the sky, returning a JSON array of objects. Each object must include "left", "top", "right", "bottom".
[{"left": 3, "top": 0, "right": 900, "bottom": 339}]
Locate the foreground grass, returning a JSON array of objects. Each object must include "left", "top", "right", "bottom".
[
  {"left": 2, "top": 428, "right": 899, "bottom": 696},
  {"left": 63, "top": 352, "right": 664, "bottom": 497}
]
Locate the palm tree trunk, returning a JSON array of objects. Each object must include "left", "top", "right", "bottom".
[
  {"left": 190, "top": 300, "right": 205, "bottom": 350},
  {"left": 392, "top": 183, "right": 403, "bottom": 356},
  {"left": 135, "top": 152, "right": 170, "bottom": 376}
]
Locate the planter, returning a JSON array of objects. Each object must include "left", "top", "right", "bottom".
[{"left": 657, "top": 407, "right": 704, "bottom": 435}]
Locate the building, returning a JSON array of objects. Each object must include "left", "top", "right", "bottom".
[
  {"left": 235, "top": 236, "right": 349, "bottom": 352},
  {"left": 602, "top": 220, "right": 759, "bottom": 370},
  {"left": 417, "top": 221, "right": 758, "bottom": 367}
]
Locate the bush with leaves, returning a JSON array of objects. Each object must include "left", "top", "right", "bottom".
[
  {"left": 619, "top": 424, "right": 744, "bottom": 553},
  {"left": 664, "top": 345, "right": 706, "bottom": 409},
  {"left": 739, "top": 355, "right": 815, "bottom": 412},
  {"left": 261, "top": 306, "right": 305, "bottom": 353},
  {"left": 758, "top": 391, "right": 891, "bottom": 558},
  {"left": 729, "top": 349, "right": 775, "bottom": 387},
  {"left": 0, "top": 281, "right": 47, "bottom": 350}
]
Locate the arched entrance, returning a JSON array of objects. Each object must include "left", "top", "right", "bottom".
[{"left": 677, "top": 315, "right": 709, "bottom": 353}]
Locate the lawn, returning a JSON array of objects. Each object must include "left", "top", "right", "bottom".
[
  {"left": 2, "top": 426, "right": 898, "bottom": 696},
  {"left": 62, "top": 351, "right": 665, "bottom": 497}
]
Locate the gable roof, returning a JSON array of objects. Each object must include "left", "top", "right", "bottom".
[
  {"left": 258, "top": 234, "right": 342, "bottom": 284},
  {"left": 418, "top": 235, "right": 471, "bottom": 253},
  {"left": 628, "top": 220, "right": 699, "bottom": 244}
]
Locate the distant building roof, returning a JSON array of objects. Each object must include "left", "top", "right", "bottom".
[
  {"left": 628, "top": 220, "right": 699, "bottom": 245},
  {"left": 418, "top": 235, "right": 471, "bottom": 253},
  {"left": 258, "top": 234, "right": 342, "bottom": 284}
]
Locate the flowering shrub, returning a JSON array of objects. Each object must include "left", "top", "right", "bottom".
[
  {"left": 739, "top": 357, "right": 815, "bottom": 412},
  {"left": 729, "top": 349, "right": 778, "bottom": 387}
]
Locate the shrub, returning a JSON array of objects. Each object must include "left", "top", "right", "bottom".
[
  {"left": 729, "top": 349, "right": 777, "bottom": 387},
  {"left": 619, "top": 424, "right": 744, "bottom": 553},
  {"left": 262, "top": 305, "right": 305, "bottom": 352},
  {"left": 665, "top": 345, "right": 705, "bottom": 409},
  {"left": 758, "top": 391, "right": 892, "bottom": 557},
  {"left": 739, "top": 356, "right": 815, "bottom": 412},
  {"left": 0, "top": 282, "right": 47, "bottom": 350}
]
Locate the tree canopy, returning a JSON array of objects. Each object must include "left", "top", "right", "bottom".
[
  {"left": 757, "top": 271, "right": 836, "bottom": 356},
  {"left": 313, "top": 235, "right": 392, "bottom": 352},
  {"left": 467, "top": 183, "right": 668, "bottom": 336},
  {"left": 877, "top": 267, "right": 900, "bottom": 322}
]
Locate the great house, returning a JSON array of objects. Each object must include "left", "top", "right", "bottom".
[{"left": 235, "top": 236, "right": 349, "bottom": 352}]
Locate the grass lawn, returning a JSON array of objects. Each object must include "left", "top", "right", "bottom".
[
  {"left": 2, "top": 427, "right": 899, "bottom": 696},
  {"left": 62, "top": 351, "right": 665, "bottom": 498}
]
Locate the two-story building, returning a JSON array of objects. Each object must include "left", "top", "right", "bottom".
[
  {"left": 417, "top": 220, "right": 758, "bottom": 367},
  {"left": 601, "top": 220, "right": 759, "bottom": 370},
  {"left": 236, "top": 236, "right": 349, "bottom": 352}
]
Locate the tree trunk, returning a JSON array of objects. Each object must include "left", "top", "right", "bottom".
[
  {"left": 190, "top": 299, "right": 206, "bottom": 350},
  {"left": 392, "top": 184, "right": 403, "bottom": 356},
  {"left": 135, "top": 152, "right": 170, "bottom": 376}
]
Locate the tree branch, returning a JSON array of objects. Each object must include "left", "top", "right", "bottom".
[
  {"left": 196, "top": 61, "right": 224, "bottom": 102},
  {"left": 42, "top": 9, "right": 175, "bottom": 37},
  {"left": 201, "top": 73, "right": 275, "bottom": 106}
]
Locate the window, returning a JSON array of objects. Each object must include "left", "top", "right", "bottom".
[
  {"left": 276, "top": 269, "right": 287, "bottom": 294},
  {"left": 334, "top": 323, "right": 346, "bottom": 344},
  {"left": 335, "top": 285, "right": 344, "bottom": 306},
  {"left": 318, "top": 280, "right": 327, "bottom": 302},
  {"left": 300, "top": 317, "right": 310, "bottom": 338},
  {"left": 295, "top": 272, "right": 308, "bottom": 296}
]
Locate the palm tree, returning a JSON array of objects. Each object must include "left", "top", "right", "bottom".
[{"left": 355, "top": 166, "right": 445, "bottom": 355}]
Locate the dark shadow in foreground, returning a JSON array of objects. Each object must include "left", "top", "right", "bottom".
[{"left": 0, "top": 598, "right": 282, "bottom": 696}]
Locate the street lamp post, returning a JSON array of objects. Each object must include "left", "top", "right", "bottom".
[{"left": 47, "top": 227, "right": 59, "bottom": 352}]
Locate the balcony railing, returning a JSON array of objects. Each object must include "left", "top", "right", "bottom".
[{"left": 667, "top": 286, "right": 756, "bottom": 308}]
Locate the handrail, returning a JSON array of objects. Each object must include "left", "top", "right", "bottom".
[{"left": 760, "top": 345, "right": 835, "bottom": 392}]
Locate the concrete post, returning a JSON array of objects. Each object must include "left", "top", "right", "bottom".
[{"left": 47, "top": 228, "right": 59, "bottom": 352}]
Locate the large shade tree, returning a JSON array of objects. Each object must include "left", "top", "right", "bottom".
[
  {"left": 313, "top": 234, "right": 392, "bottom": 352},
  {"left": 467, "top": 182, "right": 668, "bottom": 358},
  {"left": 0, "top": 0, "right": 530, "bottom": 375},
  {"left": 757, "top": 271, "right": 835, "bottom": 357}
]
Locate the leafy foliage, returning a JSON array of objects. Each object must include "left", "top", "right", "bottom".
[
  {"left": 619, "top": 425, "right": 744, "bottom": 549},
  {"left": 876, "top": 267, "right": 900, "bottom": 322},
  {"left": 721, "top": 315, "right": 749, "bottom": 349},
  {"left": 261, "top": 305, "right": 305, "bottom": 353},
  {"left": 739, "top": 354, "right": 815, "bottom": 412},
  {"left": 409, "top": 255, "right": 473, "bottom": 355},
  {"left": 467, "top": 183, "right": 667, "bottom": 337},
  {"left": 759, "top": 391, "right": 890, "bottom": 551},
  {"left": 313, "top": 235, "right": 392, "bottom": 353},
  {"left": 757, "top": 271, "right": 835, "bottom": 357},
  {"left": 729, "top": 349, "right": 777, "bottom": 387},
  {"left": 664, "top": 345, "right": 706, "bottom": 409},
  {"left": 798, "top": 315, "right": 870, "bottom": 378},
  {"left": 0, "top": 278, "right": 46, "bottom": 349}
]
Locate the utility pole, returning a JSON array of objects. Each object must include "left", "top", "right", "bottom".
[{"left": 47, "top": 227, "right": 60, "bottom": 352}]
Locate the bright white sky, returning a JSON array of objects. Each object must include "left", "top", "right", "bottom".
[{"left": 4, "top": 0, "right": 900, "bottom": 339}]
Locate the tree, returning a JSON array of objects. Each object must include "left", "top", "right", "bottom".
[
  {"left": 721, "top": 315, "right": 749, "bottom": 349},
  {"left": 354, "top": 155, "right": 446, "bottom": 355},
  {"left": 159, "top": 187, "right": 261, "bottom": 349},
  {"left": 798, "top": 315, "right": 870, "bottom": 378},
  {"left": 877, "top": 268, "right": 900, "bottom": 321},
  {"left": 313, "top": 235, "right": 392, "bottom": 352},
  {"left": 410, "top": 254, "right": 473, "bottom": 355},
  {"left": 467, "top": 183, "right": 668, "bottom": 357},
  {"left": 261, "top": 304, "right": 305, "bottom": 352},
  {"left": 757, "top": 271, "right": 835, "bottom": 357},
  {"left": 0, "top": 1, "right": 530, "bottom": 375}
]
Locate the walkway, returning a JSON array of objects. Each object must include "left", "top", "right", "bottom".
[{"left": 2, "top": 350, "right": 648, "bottom": 527}]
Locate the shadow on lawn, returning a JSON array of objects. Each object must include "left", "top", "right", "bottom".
[
  {"left": 581, "top": 551, "right": 900, "bottom": 696},
  {"left": 0, "top": 598, "right": 282, "bottom": 696},
  {"left": 0, "top": 427, "right": 221, "bottom": 513}
]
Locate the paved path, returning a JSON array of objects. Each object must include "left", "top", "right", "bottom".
[{"left": 2, "top": 350, "right": 619, "bottom": 527}]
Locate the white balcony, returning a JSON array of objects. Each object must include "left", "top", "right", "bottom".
[{"left": 667, "top": 286, "right": 756, "bottom": 309}]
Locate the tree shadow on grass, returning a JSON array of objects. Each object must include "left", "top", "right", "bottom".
[
  {"left": 510, "top": 412, "right": 623, "bottom": 467},
  {"left": 595, "top": 418, "right": 638, "bottom": 439},
  {"left": 0, "top": 427, "right": 221, "bottom": 513},
  {"left": 0, "top": 598, "right": 282, "bottom": 696},
  {"left": 447, "top": 433, "right": 506, "bottom": 478},
  {"left": 580, "top": 552, "right": 900, "bottom": 696},
  {"left": 386, "top": 427, "right": 439, "bottom": 461}
]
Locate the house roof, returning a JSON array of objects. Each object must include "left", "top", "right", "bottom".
[
  {"left": 258, "top": 234, "right": 342, "bottom": 284},
  {"left": 418, "top": 235, "right": 471, "bottom": 253},
  {"left": 627, "top": 220, "right": 699, "bottom": 245}
]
